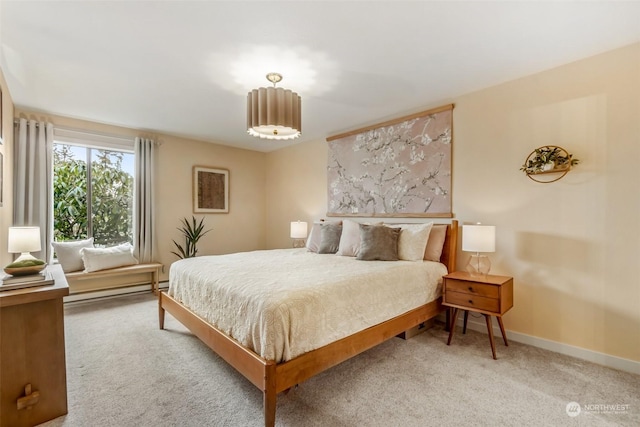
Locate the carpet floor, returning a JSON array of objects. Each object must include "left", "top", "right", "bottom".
[{"left": 40, "top": 293, "right": 639, "bottom": 427}]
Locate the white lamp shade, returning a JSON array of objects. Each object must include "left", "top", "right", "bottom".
[
  {"left": 8, "top": 226, "right": 42, "bottom": 253},
  {"left": 290, "top": 221, "right": 308, "bottom": 239},
  {"left": 462, "top": 224, "right": 496, "bottom": 253}
]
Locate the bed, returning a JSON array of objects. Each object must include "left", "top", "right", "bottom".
[{"left": 159, "top": 220, "right": 457, "bottom": 426}]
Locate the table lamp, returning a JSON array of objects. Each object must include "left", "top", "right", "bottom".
[
  {"left": 462, "top": 223, "right": 495, "bottom": 276},
  {"left": 290, "top": 221, "right": 308, "bottom": 248},
  {"left": 8, "top": 226, "right": 42, "bottom": 262}
]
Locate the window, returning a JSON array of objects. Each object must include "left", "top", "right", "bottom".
[{"left": 53, "top": 143, "right": 134, "bottom": 246}]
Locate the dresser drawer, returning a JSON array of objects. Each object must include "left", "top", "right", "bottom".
[
  {"left": 446, "top": 279, "right": 499, "bottom": 298},
  {"left": 445, "top": 290, "right": 500, "bottom": 313}
]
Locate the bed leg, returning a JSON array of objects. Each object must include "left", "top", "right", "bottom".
[
  {"left": 263, "top": 389, "right": 276, "bottom": 427},
  {"left": 264, "top": 363, "right": 276, "bottom": 427},
  {"left": 159, "top": 292, "right": 165, "bottom": 330}
]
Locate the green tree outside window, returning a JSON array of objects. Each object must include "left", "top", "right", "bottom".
[{"left": 53, "top": 144, "right": 134, "bottom": 246}]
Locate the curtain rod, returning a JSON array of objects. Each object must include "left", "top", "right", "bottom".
[{"left": 13, "top": 119, "right": 136, "bottom": 143}]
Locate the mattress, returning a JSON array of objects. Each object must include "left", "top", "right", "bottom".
[{"left": 168, "top": 248, "right": 447, "bottom": 362}]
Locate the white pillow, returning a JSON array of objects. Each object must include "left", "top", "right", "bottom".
[
  {"left": 80, "top": 243, "right": 139, "bottom": 273},
  {"left": 398, "top": 223, "right": 433, "bottom": 261},
  {"left": 336, "top": 219, "right": 361, "bottom": 257},
  {"left": 52, "top": 238, "right": 95, "bottom": 272},
  {"left": 306, "top": 223, "right": 322, "bottom": 253}
]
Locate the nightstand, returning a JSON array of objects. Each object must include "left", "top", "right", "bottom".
[{"left": 442, "top": 271, "right": 513, "bottom": 359}]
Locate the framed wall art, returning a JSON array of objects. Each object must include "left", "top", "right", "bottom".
[
  {"left": 193, "top": 166, "right": 229, "bottom": 213},
  {"left": 326, "top": 104, "right": 453, "bottom": 218}
]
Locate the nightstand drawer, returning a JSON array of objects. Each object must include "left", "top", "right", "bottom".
[
  {"left": 445, "top": 291, "right": 500, "bottom": 313},
  {"left": 446, "top": 279, "right": 499, "bottom": 298}
]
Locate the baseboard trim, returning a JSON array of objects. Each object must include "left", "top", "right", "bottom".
[
  {"left": 441, "top": 312, "right": 640, "bottom": 375},
  {"left": 64, "top": 280, "right": 169, "bottom": 303}
]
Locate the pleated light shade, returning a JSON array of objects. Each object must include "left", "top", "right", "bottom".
[{"left": 247, "top": 86, "right": 301, "bottom": 140}]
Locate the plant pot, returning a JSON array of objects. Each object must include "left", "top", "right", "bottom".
[{"left": 542, "top": 161, "right": 555, "bottom": 171}]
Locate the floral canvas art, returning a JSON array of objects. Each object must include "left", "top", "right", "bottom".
[{"left": 327, "top": 104, "right": 453, "bottom": 217}]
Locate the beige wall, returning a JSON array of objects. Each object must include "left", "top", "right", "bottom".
[
  {"left": 265, "top": 43, "right": 640, "bottom": 362},
  {"left": 265, "top": 139, "right": 328, "bottom": 248},
  {"left": 0, "top": 68, "right": 14, "bottom": 268},
  {"left": 11, "top": 109, "right": 267, "bottom": 282},
  {"left": 155, "top": 134, "right": 266, "bottom": 269}
]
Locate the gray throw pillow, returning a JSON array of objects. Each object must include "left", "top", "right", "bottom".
[
  {"left": 357, "top": 224, "right": 400, "bottom": 261},
  {"left": 318, "top": 223, "right": 343, "bottom": 254}
]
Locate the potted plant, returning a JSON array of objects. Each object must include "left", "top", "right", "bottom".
[
  {"left": 171, "top": 216, "right": 212, "bottom": 259},
  {"left": 520, "top": 146, "right": 579, "bottom": 174}
]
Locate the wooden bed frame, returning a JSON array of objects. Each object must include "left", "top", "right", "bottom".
[{"left": 159, "top": 220, "right": 458, "bottom": 427}]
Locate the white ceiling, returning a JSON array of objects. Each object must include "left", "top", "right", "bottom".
[{"left": 1, "top": 1, "right": 639, "bottom": 152}]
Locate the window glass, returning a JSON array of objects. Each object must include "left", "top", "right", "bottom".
[{"left": 53, "top": 143, "right": 134, "bottom": 246}]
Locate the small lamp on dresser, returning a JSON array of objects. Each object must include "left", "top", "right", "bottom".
[
  {"left": 8, "top": 226, "right": 42, "bottom": 262},
  {"left": 290, "top": 221, "right": 308, "bottom": 248},
  {"left": 462, "top": 223, "right": 495, "bottom": 276}
]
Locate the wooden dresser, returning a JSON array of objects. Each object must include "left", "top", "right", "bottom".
[{"left": 0, "top": 265, "right": 69, "bottom": 426}]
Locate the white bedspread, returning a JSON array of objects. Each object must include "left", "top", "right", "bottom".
[{"left": 169, "top": 249, "right": 447, "bottom": 362}]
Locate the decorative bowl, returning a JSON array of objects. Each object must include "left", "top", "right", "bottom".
[{"left": 4, "top": 264, "right": 47, "bottom": 276}]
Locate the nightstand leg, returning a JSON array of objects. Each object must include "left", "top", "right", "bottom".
[
  {"left": 447, "top": 308, "right": 459, "bottom": 345},
  {"left": 497, "top": 316, "right": 509, "bottom": 346},
  {"left": 485, "top": 315, "right": 497, "bottom": 360},
  {"left": 462, "top": 310, "right": 469, "bottom": 334}
]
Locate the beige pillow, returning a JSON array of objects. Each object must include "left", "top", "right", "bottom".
[
  {"left": 357, "top": 224, "right": 400, "bottom": 261},
  {"left": 336, "top": 219, "right": 361, "bottom": 257},
  {"left": 398, "top": 222, "right": 433, "bottom": 261},
  {"left": 424, "top": 224, "right": 448, "bottom": 262}
]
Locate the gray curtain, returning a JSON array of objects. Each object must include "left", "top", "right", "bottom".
[
  {"left": 13, "top": 119, "right": 54, "bottom": 263},
  {"left": 133, "top": 137, "right": 156, "bottom": 263}
]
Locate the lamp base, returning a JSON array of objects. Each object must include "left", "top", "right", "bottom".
[
  {"left": 14, "top": 252, "right": 39, "bottom": 263},
  {"left": 292, "top": 239, "right": 306, "bottom": 249},
  {"left": 466, "top": 254, "right": 491, "bottom": 276}
]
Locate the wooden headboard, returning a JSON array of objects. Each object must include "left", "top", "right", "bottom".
[{"left": 440, "top": 220, "right": 458, "bottom": 273}]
